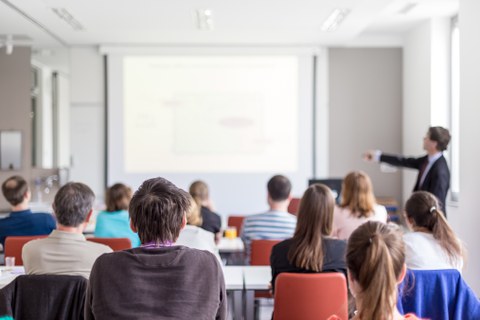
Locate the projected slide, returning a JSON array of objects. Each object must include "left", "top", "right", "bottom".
[{"left": 123, "top": 56, "right": 298, "bottom": 173}]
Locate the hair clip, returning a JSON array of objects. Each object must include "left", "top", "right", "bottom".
[{"left": 430, "top": 206, "right": 436, "bottom": 213}]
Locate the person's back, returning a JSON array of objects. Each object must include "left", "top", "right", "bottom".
[
  {"left": 94, "top": 210, "right": 141, "bottom": 247},
  {"left": 22, "top": 182, "right": 112, "bottom": 279},
  {"left": 85, "top": 177, "right": 226, "bottom": 319},
  {"left": 86, "top": 246, "right": 225, "bottom": 319},
  {"left": 0, "top": 176, "right": 56, "bottom": 247}
]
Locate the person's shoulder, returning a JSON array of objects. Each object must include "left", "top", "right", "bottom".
[
  {"left": 180, "top": 246, "right": 221, "bottom": 266},
  {"left": 273, "top": 238, "right": 293, "bottom": 251},
  {"left": 23, "top": 236, "right": 49, "bottom": 251},
  {"left": 85, "top": 240, "right": 114, "bottom": 253}
]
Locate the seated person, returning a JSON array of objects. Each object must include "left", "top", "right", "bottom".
[
  {"left": 0, "top": 175, "right": 56, "bottom": 248},
  {"left": 22, "top": 182, "right": 112, "bottom": 278},
  {"left": 94, "top": 183, "right": 140, "bottom": 247},
  {"left": 270, "top": 184, "right": 346, "bottom": 293},
  {"left": 176, "top": 195, "right": 221, "bottom": 261},
  {"left": 403, "top": 191, "right": 463, "bottom": 272},
  {"left": 189, "top": 180, "right": 222, "bottom": 240},
  {"left": 332, "top": 171, "right": 387, "bottom": 240},
  {"left": 85, "top": 177, "right": 226, "bottom": 319},
  {"left": 242, "top": 175, "right": 297, "bottom": 260},
  {"left": 346, "top": 221, "right": 420, "bottom": 320}
]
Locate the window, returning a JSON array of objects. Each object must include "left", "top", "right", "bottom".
[{"left": 450, "top": 16, "right": 460, "bottom": 201}]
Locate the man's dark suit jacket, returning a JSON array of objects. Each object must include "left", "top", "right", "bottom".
[{"left": 380, "top": 153, "right": 450, "bottom": 214}]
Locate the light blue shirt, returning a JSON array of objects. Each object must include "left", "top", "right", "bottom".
[{"left": 94, "top": 210, "right": 141, "bottom": 247}]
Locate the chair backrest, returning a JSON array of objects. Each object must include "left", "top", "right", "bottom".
[
  {"left": 397, "top": 269, "right": 480, "bottom": 320},
  {"left": 273, "top": 273, "right": 348, "bottom": 320},
  {"left": 250, "top": 239, "right": 281, "bottom": 266},
  {"left": 4, "top": 235, "right": 48, "bottom": 265},
  {"left": 287, "top": 198, "right": 301, "bottom": 215},
  {"left": 227, "top": 216, "right": 245, "bottom": 236},
  {"left": 0, "top": 274, "right": 87, "bottom": 320},
  {"left": 86, "top": 237, "right": 132, "bottom": 251}
]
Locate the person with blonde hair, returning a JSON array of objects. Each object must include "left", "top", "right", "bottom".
[
  {"left": 346, "top": 221, "right": 420, "bottom": 320},
  {"left": 332, "top": 171, "right": 387, "bottom": 240},
  {"left": 403, "top": 191, "right": 463, "bottom": 272},
  {"left": 189, "top": 180, "right": 221, "bottom": 240},
  {"left": 176, "top": 195, "right": 221, "bottom": 261},
  {"left": 270, "top": 184, "right": 346, "bottom": 293},
  {"left": 94, "top": 183, "right": 140, "bottom": 247}
]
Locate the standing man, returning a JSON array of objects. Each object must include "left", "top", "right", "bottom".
[
  {"left": 22, "top": 182, "right": 112, "bottom": 278},
  {"left": 0, "top": 176, "right": 56, "bottom": 248},
  {"left": 365, "top": 126, "right": 451, "bottom": 214},
  {"left": 241, "top": 175, "right": 297, "bottom": 261}
]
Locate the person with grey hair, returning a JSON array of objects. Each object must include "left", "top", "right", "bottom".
[{"left": 22, "top": 182, "right": 112, "bottom": 279}]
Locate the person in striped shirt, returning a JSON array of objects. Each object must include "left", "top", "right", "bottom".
[{"left": 241, "top": 175, "right": 297, "bottom": 263}]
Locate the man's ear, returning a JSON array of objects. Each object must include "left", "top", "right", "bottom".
[
  {"left": 85, "top": 209, "right": 93, "bottom": 223},
  {"left": 397, "top": 263, "right": 407, "bottom": 284},
  {"left": 181, "top": 214, "right": 187, "bottom": 230},
  {"left": 25, "top": 190, "right": 31, "bottom": 202},
  {"left": 130, "top": 220, "right": 137, "bottom": 233}
]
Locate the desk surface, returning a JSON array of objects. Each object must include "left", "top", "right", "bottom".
[
  {"left": 217, "top": 237, "right": 244, "bottom": 253},
  {"left": 223, "top": 266, "right": 244, "bottom": 290},
  {"left": 243, "top": 266, "right": 271, "bottom": 290},
  {"left": 0, "top": 266, "right": 25, "bottom": 289}
]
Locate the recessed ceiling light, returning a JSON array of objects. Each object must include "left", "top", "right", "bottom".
[
  {"left": 321, "top": 8, "right": 351, "bottom": 32},
  {"left": 195, "top": 9, "right": 214, "bottom": 31}
]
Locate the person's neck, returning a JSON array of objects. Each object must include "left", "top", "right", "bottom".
[
  {"left": 56, "top": 223, "right": 86, "bottom": 234},
  {"left": 412, "top": 226, "right": 431, "bottom": 234},
  {"left": 11, "top": 202, "right": 29, "bottom": 212},
  {"left": 269, "top": 200, "right": 289, "bottom": 212}
]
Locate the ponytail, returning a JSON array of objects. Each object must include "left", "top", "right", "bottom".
[
  {"left": 347, "top": 222, "right": 405, "bottom": 320},
  {"left": 405, "top": 192, "right": 463, "bottom": 265}
]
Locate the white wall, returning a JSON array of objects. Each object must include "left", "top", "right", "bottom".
[
  {"left": 69, "top": 47, "right": 105, "bottom": 202},
  {"left": 455, "top": 0, "right": 480, "bottom": 295},
  {"left": 402, "top": 18, "right": 451, "bottom": 206}
]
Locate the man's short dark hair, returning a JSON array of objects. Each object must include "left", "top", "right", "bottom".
[
  {"left": 53, "top": 182, "right": 95, "bottom": 227},
  {"left": 2, "top": 175, "right": 28, "bottom": 206},
  {"left": 428, "top": 126, "right": 451, "bottom": 151},
  {"left": 129, "top": 177, "right": 190, "bottom": 244},
  {"left": 267, "top": 175, "right": 292, "bottom": 202}
]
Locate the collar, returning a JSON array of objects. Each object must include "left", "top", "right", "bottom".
[
  {"left": 428, "top": 152, "right": 443, "bottom": 163},
  {"left": 9, "top": 209, "right": 33, "bottom": 216},
  {"left": 49, "top": 230, "right": 86, "bottom": 241}
]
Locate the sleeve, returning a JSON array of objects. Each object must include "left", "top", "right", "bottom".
[
  {"left": 84, "top": 273, "right": 95, "bottom": 319},
  {"left": 270, "top": 245, "right": 280, "bottom": 293},
  {"left": 215, "top": 259, "right": 227, "bottom": 320},
  {"left": 380, "top": 153, "right": 424, "bottom": 170},
  {"left": 427, "top": 166, "right": 450, "bottom": 210}
]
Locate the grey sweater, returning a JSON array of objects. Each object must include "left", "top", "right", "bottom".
[{"left": 85, "top": 246, "right": 227, "bottom": 320}]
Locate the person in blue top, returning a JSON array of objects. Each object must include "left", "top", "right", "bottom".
[
  {"left": 94, "top": 183, "right": 140, "bottom": 247},
  {"left": 0, "top": 175, "right": 56, "bottom": 248}
]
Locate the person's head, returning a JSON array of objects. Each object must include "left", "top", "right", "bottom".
[
  {"left": 185, "top": 194, "right": 203, "bottom": 227},
  {"left": 267, "top": 175, "right": 292, "bottom": 202},
  {"left": 189, "top": 180, "right": 209, "bottom": 206},
  {"left": 130, "top": 177, "right": 190, "bottom": 244},
  {"left": 53, "top": 182, "right": 95, "bottom": 227},
  {"left": 105, "top": 183, "right": 132, "bottom": 212},
  {"left": 340, "top": 171, "right": 376, "bottom": 218},
  {"left": 1, "top": 175, "right": 30, "bottom": 207},
  {"left": 346, "top": 221, "right": 406, "bottom": 320},
  {"left": 424, "top": 126, "right": 451, "bottom": 152},
  {"left": 405, "top": 191, "right": 462, "bottom": 263},
  {"left": 288, "top": 184, "right": 334, "bottom": 272}
]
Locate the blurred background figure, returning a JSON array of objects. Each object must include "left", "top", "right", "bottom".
[
  {"left": 332, "top": 171, "right": 387, "bottom": 240},
  {"left": 94, "top": 183, "right": 140, "bottom": 247},
  {"left": 189, "top": 180, "right": 222, "bottom": 242}
]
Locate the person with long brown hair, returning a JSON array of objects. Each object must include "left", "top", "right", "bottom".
[
  {"left": 270, "top": 184, "right": 347, "bottom": 292},
  {"left": 403, "top": 191, "right": 463, "bottom": 271},
  {"left": 189, "top": 180, "right": 222, "bottom": 241},
  {"left": 332, "top": 171, "right": 387, "bottom": 240},
  {"left": 347, "top": 221, "right": 420, "bottom": 320}
]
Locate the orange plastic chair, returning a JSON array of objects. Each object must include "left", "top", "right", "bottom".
[
  {"left": 4, "top": 235, "right": 48, "bottom": 266},
  {"left": 250, "top": 239, "right": 281, "bottom": 266},
  {"left": 273, "top": 273, "right": 348, "bottom": 320},
  {"left": 227, "top": 216, "right": 245, "bottom": 236},
  {"left": 86, "top": 237, "right": 132, "bottom": 251},
  {"left": 287, "top": 198, "right": 301, "bottom": 216}
]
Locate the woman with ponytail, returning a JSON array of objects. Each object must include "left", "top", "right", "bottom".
[
  {"left": 346, "top": 221, "right": 419, "bottom": 320},
  {"left": 270, "top": 184, "right": 347, "bottom": 292},
  {"left": 403, "top": 191, "right": 464, "bottom": 271}
]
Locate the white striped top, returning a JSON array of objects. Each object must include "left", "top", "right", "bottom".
[{"left": 241, "top": 210, "right": 297, "bottom": 261}]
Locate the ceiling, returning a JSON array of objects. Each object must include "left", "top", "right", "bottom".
[{"left": 0, "top": 0, "right": 458, "bottom": 49}]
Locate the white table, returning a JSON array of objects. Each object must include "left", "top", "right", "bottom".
[
  {"left": 217, "top": 237, "right": 244, "bottom": 253},
  {"left": 243, "top": 266, "right": 271, "bottom": 320},
  {"left": 223, "top": 266, "right": 244, "bottom": 320},
  {"left": 0, "top": 266, "right": 25, "bottom": 289}
]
